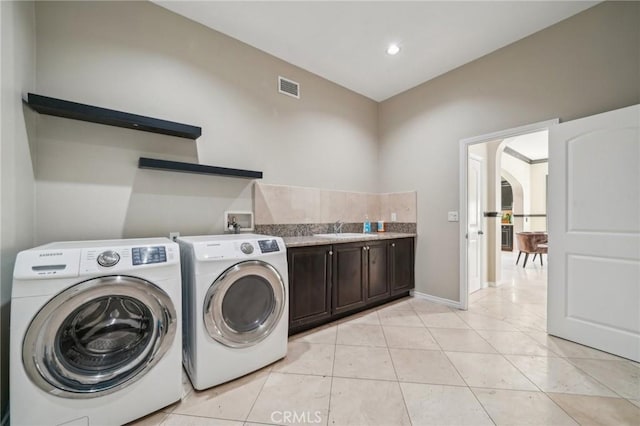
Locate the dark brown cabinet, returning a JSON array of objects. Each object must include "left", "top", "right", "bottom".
[
  {"left": 288, "top": 237, "right": 415, "bottom": 334},
  {"left": 501, "top": 225, "right": 513, "bottom": 251},
  {"left": 287, "top": 245, "right": 333, "bottom": 330},
  {"left": 332, "top": 243, "right": 367, "bottom": 314},
  {"left": 390, "top": 238, "right": 414, "bottom": 295},
  {"left": 365, "top": 241, "right": 390, "bottom": 303},
  {"left": 333, "top": 240, "right": 390, "bottom": 314}
]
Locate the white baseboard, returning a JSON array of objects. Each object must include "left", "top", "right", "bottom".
[
  {"left": 411, "top": 290, "right": 464, "bottom": 310},
  {"left": 487, "top": 281, "right": 498, "bottom": 288}
]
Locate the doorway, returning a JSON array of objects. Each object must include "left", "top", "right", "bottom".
[
  {"left": 460, "top": 106, "right": 639, "bottom": 361},
  {"left": 458, "top": 119, "right": 557, "bottom": 310}
]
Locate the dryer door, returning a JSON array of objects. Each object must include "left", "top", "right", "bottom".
[
  {"left": 204, "top": 260, "right": 285, "bottom": 348},
  {"left": 23, "top": 275, "right": 176, "bottom": 398}
]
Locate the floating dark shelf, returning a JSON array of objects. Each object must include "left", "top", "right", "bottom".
[
  {"left": 25, "top": 93, "right": 202, "bottom": 140},
  {"left": 139, "top": 157, "right": 263, "bottom": 179}
]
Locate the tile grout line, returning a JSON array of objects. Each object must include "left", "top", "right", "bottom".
[
  {"left": 411, "top": 300, "right": 498, "bottom": 425},
  {"left": 151, "top": 411, "right": 170, "bottom": 425},
  {"left": 539, "top": 392, "right": 584, "bottom": 425},
  {"left": 410, "top": 303, "right": 446, "bottom": 353},
  {"left": 498, "top": 352, "right": 546, "bottom": 394},
  {"left": 505, "top": 352, "right": 627, "bottom": 399},
  {"left": 562, "top": 357, "right": 634, "bottom": 400},
  {"left": 461, "top": 293, "right": 538, "bottom": 425},
  {"left": 380, "top": 314, "right": 414, "bottom": 426},
  {"left": 467, "top": 282, "right": 630, "bottom": 423},
  {"left": 241, "top": 368, "right": 272, "bottom": 424},
  {"left": 324, "top": 319, "right": 339, "bottom": 426},
  {"left": 161, "top": 412, "right": 246, "bottom": 424},
  {"left": 439, "top": 349, "right": 497, "bottom": 426},
  {"left": 469, "top": 386, "right": 583, "bottom": 426},
  {"left": 450, "top": 298, "right": 536, "bottom": 425}
]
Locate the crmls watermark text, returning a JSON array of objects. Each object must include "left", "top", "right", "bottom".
[{"left": 270, "top": 411, "right": 323, "bottom": 424}]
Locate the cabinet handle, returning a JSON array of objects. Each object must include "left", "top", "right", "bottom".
[
  {"left": 363, "top": 246, "right": 366, "bottom": 251},
  {"left": 329, "top": 250, "right": 333, "bottom": 256},
  {"left": 391, "top": 243, "right": 395, "bottom": 247}
]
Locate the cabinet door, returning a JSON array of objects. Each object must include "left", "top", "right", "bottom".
[
  {"left": 332, "top": 242, "right": 367, "bottom": 315},
  {"left": 501, "top": 226, "right": 513, "bottom": 251},
  {"left": 390, "top": 238, "right": 415, "bottom": 296},
  {"left": 366, "top": 241, "right": 390, "bottom": 303},
  {"left": 288, "top": 245, "right": 332, "bottom": 330},
  {"left": 501, "top": 226, "right": 509, "bottom": 250}
]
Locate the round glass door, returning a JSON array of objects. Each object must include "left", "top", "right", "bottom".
[
  {"left": 23, "top": 275, "right": 176, "bottom": 398},
  {"left": 204, "top": 260, "right": 285, "bottom": 348}
]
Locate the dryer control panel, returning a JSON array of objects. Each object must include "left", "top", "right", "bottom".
[{"left": 189, "top": 235, "right": 284, "bottom": 261}]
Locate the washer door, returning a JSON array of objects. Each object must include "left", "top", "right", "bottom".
[
  {"left": 23, "top": 275, "right": 176, "bottom": 398},
  {"left": 204, "top": 260, "right": 285, "bottom": 348}
]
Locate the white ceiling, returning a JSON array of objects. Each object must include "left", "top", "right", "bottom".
[
  {"left": 504, "top": 130, "right": 548, "bottom": 161},
  {"left": 154, "top": 1, "right": 597, "bottom": 101}
]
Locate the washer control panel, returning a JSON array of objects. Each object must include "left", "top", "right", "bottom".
[
  {"left": 258, "top": 239, "right": 280, "bottom": 253},
  {"left": 240, "top": 242, "right": 254, "bottom": 255},
  {"left": 132, "top": 246, "right": 167, "bottom": 265},
  {"left": 97, "top": 250, "right": 120, "bottom": 267},
  {"left": 82, "top": 244, "right": 175, "bottom": 272}
]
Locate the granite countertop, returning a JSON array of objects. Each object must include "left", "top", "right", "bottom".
[{"left": 283, "top": 232, "right": 417, "bottom": 248}]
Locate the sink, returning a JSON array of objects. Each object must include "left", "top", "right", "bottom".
[{"left": 313, "top": 233, "right": 378, "bottom": 239}]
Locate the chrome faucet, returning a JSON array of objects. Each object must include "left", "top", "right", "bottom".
[{"left": 334, "top": 220, "right": 344, "bottom": 234}]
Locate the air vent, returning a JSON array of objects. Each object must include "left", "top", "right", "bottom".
[{"left": 278, "top": 76, "right": 300, "bottom": 99}]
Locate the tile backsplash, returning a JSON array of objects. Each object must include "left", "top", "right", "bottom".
[{"left": 254, "top": 183, "right": 416, "bottom": 225}]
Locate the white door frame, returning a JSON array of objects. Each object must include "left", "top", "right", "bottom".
[{"left": 459, "top": 118, "right": 559, "bottom": 310}]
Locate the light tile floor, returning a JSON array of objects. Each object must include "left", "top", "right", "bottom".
[{"left": 133, "top": 252, "right": 640, "bottom": 425}]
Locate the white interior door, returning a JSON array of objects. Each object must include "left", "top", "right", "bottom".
[
  {"left": 467, "top": 154, "right": 483, "bottom": 294},
  {"left": 548, "top": 104, "right": 640, "bottom": 361}
]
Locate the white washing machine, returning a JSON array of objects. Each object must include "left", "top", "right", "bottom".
[
  {"left": 10, "top": 238, "right": 182, "bottom": 426},
  {"left": 177, "top": 234, "right": 288, "bottom": 390}
]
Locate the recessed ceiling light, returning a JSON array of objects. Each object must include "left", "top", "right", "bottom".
[{"left": 386, "top": 44, "right": 401, "bottom": 56}]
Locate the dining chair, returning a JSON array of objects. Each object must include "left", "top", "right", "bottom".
[{"left": 515, "top": 232, "right": 548, "bottom": 267}]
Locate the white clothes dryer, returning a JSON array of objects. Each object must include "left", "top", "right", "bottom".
[
  {"left": 10, "top": 238, "right": 182, "bottom": 426},
  {"left": 177, "top": 234, "right": 288, "bottom": 390}
]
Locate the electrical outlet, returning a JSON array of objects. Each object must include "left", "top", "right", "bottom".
[
  {"left": 391, "top": 212, "right": 397, "bottom": 222},
  {"left": 169, "top": 232, "right": 180, "bottom": 241},
  {"left": 447, "top": 211, "right": 459, "bottom": 222}
]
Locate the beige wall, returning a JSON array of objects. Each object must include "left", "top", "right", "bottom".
[
  {"left": 0, "top": 0, "right": 36, "bottom": 418},
  {"left": 530, "top": 162, "right": 548, "bottom": 231},
  {"left": 378, "top": 1, "right": 640, "bottom": 302},
  {"left": 502, "top": 154, "right": 549, "bottom": 232},
  {"left": 34, "top": 1, "right": 379, "bottom": 244},
  {"left": 502, "top": 152, "right": 532, "bottom": 220}
]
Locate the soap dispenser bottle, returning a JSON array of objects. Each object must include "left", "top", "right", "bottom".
[{"left": 363, "top": 215, "right": 371, "bottom": 233}]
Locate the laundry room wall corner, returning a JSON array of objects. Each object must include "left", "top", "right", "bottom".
[
  {"left": 0, "top": 0, "right": 37, "bottom": 421},
  {"left": 32, "top": 1, "right": 378, "bottom": 244}
]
